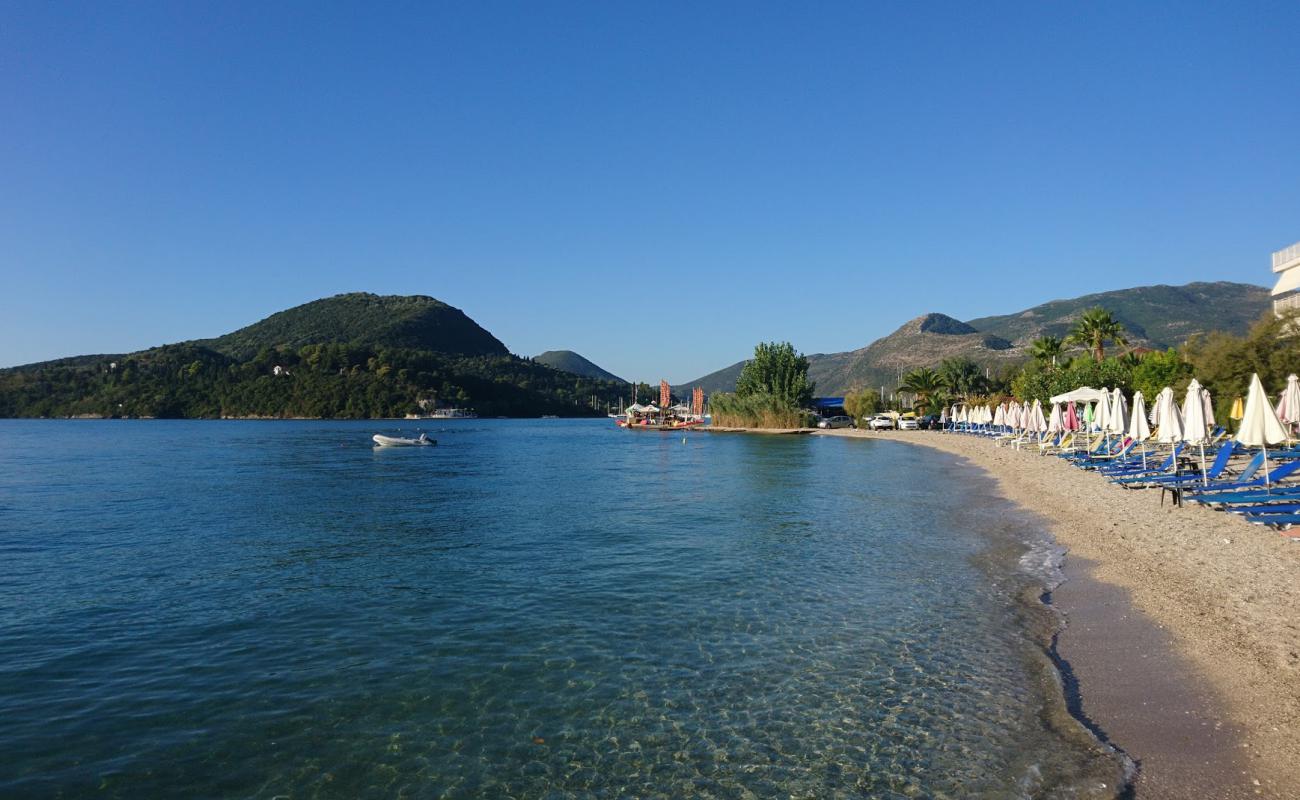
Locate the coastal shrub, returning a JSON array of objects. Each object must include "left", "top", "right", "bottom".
[
  {"left": 1130, "top": 349, "right": 1193, "bottom": 401},
  {"left": 1184, "top": 312, "right": 1300, "bottom": 422},
  {"left": 709, "top": 391, "right": 815, "bottom": 429},
  {"left": 843, "top": 389, "right": 883, "bottom": 423},
  {"left": 1011, "top": 357, "right": 1131, "bottom": 405}
]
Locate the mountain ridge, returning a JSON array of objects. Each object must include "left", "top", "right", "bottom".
[
  {"left": 197, "top": 292, "right": 509, "bottom": 360},
  {"left": 534, "top": 350, "right": 627, "bottom": 384},
  {"left": 678, "top": 281, "right": 1271, "bottom": 396}
]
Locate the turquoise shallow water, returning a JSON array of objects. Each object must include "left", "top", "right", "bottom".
[{"left": 0, "top": 420, "right": 1120, "bottom": 798}]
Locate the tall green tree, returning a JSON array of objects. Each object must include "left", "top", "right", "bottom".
[
  {"left": 843, "top": 389, "right": 883, "bottom": 421},
  {"left": 1066, "top": 307, "right": 1128, "bottom": 362},
  {"left": 937, "top": 357, "right": 987, "bottom": 399},
  {"left": 735, "top": 342, "right": 815, "bottom": 409},
  {"left": 899, "top": 367, "right": 942, "bottom": 413},
  {"left": 1029, "top": 335, "right": 1065, "bottom": 366}
]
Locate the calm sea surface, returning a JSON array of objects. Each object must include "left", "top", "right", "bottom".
[{"left": 0, "top": 420, "right": 1121, "bottom": 798}]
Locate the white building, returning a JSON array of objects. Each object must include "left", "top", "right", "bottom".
[{"left": 1273, "top": 240, "right": 1300, "bottom": 317}]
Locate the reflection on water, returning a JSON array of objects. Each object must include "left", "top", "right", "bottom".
[{"left": 0, "top": 420, "right": 1122, "bottom": 797}]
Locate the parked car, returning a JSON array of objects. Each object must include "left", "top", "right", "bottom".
[
  {"left": 866, "top": 415, "right": 895, "bottom": 430},
  {"left": 897, "top": 416, "right": 919, "bottom": 430},
  {"left": 918, "top": 414, "right": 942, "bottom": 430},
  {"left": 817, "top": 415, "right": 855, "bottom": 429}
]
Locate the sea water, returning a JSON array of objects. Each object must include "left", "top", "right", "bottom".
[{"left": 0, "top": 420, "right": 1124, "bottom": 798}]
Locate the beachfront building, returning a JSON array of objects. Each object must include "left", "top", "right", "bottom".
[{"left": 1273, "top": 240, "right": 1300, "bottom": 317}]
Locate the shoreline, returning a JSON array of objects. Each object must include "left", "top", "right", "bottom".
[{"left": 817, "top": 428, "right": 1300, "bottom": 799}]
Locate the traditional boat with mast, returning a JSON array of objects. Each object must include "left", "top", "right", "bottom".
[{"left": 616, "top": 382, "right": 705, "bottom": 430}]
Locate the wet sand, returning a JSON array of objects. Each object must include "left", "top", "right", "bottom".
[{"left": 816, "top": 429, "right": 1300, "bottom": 799}]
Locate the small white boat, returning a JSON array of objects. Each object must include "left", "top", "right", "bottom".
[{"left": 372, "top": 433, "right": 435, "bottom": 447}]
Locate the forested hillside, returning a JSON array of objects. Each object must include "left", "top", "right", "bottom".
[{"left": 0, "top": 295, "right": 625, "bottom": 418}]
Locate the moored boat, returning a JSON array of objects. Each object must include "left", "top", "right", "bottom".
[{"left": 372, "top": 433, "right": 436, "bottom": 447}]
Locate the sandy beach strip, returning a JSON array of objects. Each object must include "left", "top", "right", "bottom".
[{"left": 815, "top": 428, "right": 1300, "bottom": 799}]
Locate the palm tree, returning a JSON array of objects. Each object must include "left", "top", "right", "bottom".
[
  {"left": 1029, "top": 335, "right": 1065, "bottom": 366},
  {"left": 937, "top": 357, "right": 987, "bottom": 399},
  {"left": 1118, "top": 351, "right": 1143, "bottom": 368},
  {"left": 899, "top": 367, "right": 942, "bottom": 413},
  {"left": 1066, "top": 307, "right": 1128, "bottom": 362}
]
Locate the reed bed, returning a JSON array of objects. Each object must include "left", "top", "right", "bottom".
[{"left": 708, "top": 392, "right": 814, "bottom": 429}]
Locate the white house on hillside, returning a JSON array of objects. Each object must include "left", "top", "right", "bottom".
[{"left": 1274, "top": 240, "right": 1300, "bottom": 317}]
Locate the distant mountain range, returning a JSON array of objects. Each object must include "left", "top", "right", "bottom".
[
  {"left": 3, "top": 281, "right": 1273, "bottom": 417},
  {"left": 533, "top": 350, "right": 627, "bottom": 384},
  {"left": 678, "top": 281, "right": 1271, "bottom": 396}
]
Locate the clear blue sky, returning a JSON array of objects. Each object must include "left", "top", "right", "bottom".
[{"left": 3, "top": 2, "right": 1298, "bottom": 382}]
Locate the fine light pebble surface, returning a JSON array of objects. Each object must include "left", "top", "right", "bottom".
[{"left": 817, "top": 428, "right": 1300, "bottom": 799}]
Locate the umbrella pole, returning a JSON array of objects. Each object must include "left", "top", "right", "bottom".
[
  {"left": 1200, "top": 443, "right": 1207, "bottom": 487},
  {"left": 1263, "top": 442, "right": 1271, "bottom": 493}
]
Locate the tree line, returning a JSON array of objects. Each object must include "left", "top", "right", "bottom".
[
  {"left": 0, "top": 342, "right": 632, "bottom": 419},
  {"left": 845, "top": 306, "right": 1300, "bottom": 425}
]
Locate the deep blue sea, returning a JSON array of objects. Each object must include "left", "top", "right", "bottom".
[{"left": 0, "top": 420, "right": 1121, "bottom": 798}]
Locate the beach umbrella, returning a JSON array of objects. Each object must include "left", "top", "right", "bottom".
[
  {"left": 1020, "top": 400, "right": 1031, "bottom": 435},
  {"left": 1181, "top": 379, "right": 1211, "bottom": 485},
  {"left": 1095, "top": 390, "right": 1114, "bottom": 446},
  {"left": 1048, "top": 403, "right": 1064, "bottom": 435},
  {"left": 1109, "top": 388, "right": 1128, "bottom": 436},
  {"left": 1152, "top": 387, "right": 1184, "bottom": 444},
  {"left": 1238, "top": 373, "right": 1289, "bottom": 490},
  {"left": 1278, "top": 375, "right": 1300, "bottom": 438},
  {"left": 939, "top": 408, "right": 948, "bottom": 424},
  {"left": 1128, "top": 391, "right": 1151, "bottom": 469},
  {"left": 993, "top": 404, "right": 1006, "bottom": 428},
  {"left": 1005, "top": 402, "right": 1019, "bottom": 431},
  {"left": 1031, "top": 400, "right": 1047, "bottom": 432},
  {"left": 1064, "top": 401, "right": 1079, "bottom": 432},
  {"left": 1229, "top": 395, "right": 1244, "bottom": 435}
]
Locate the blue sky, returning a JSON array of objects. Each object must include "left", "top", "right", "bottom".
[{"left": 3, "top": 2, "right": 1298, "bottom": 382}]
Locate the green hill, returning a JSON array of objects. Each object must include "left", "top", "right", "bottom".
[
  {"left": 534, "top": 350, "right": 627, "bottom": 384},
  {"left": 673, "top": 359, "right": 749, "bottom": 396},
  {"left": 0, "top": 294, "right": 624, "bottom": 419},
  {"left": 966, "top": 281, "right": 1269, "bottom": 349},
  {"left": 201, "top": 293, "right": 508, "bottom": 360}
]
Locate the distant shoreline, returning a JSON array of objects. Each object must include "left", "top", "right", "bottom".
[{"left": 816, "top": 428, "right": 1300, "bottom": 799}]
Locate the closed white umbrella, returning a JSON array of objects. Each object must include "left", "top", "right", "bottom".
[
  {"left": 993, "top": 404, "right": 1006, "bottom": 428},
  {"left": 1031, "top": 400, "right": 1047, "bottom": 434},
  {"left": 1181, "top": 379, "right": 1211, "bottom": 485},
  {"left": 1047, "top": 403, "right": 1064, "bottom": 435},
  {"left": 1095, "top": 388, "right": 1111, "bottom": 432},
  {"left": 1277, "top": 374, "right": 1300, "bottom": 438},
  {"left": 1128, "top": 391, "right": 1151, "bottom": 469},
  {"left": 1153, "top": 387, "right": 1184, "bottom": 444},
  {"left": 1094, "top": 388, "right": 1113, "bottom": 450},
  {"left": 1238, "top": 373, "right": 1289, "bottom": 489},
  {"left": 1109, "top": 388, "right": 1128, "bottom": 436}
]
